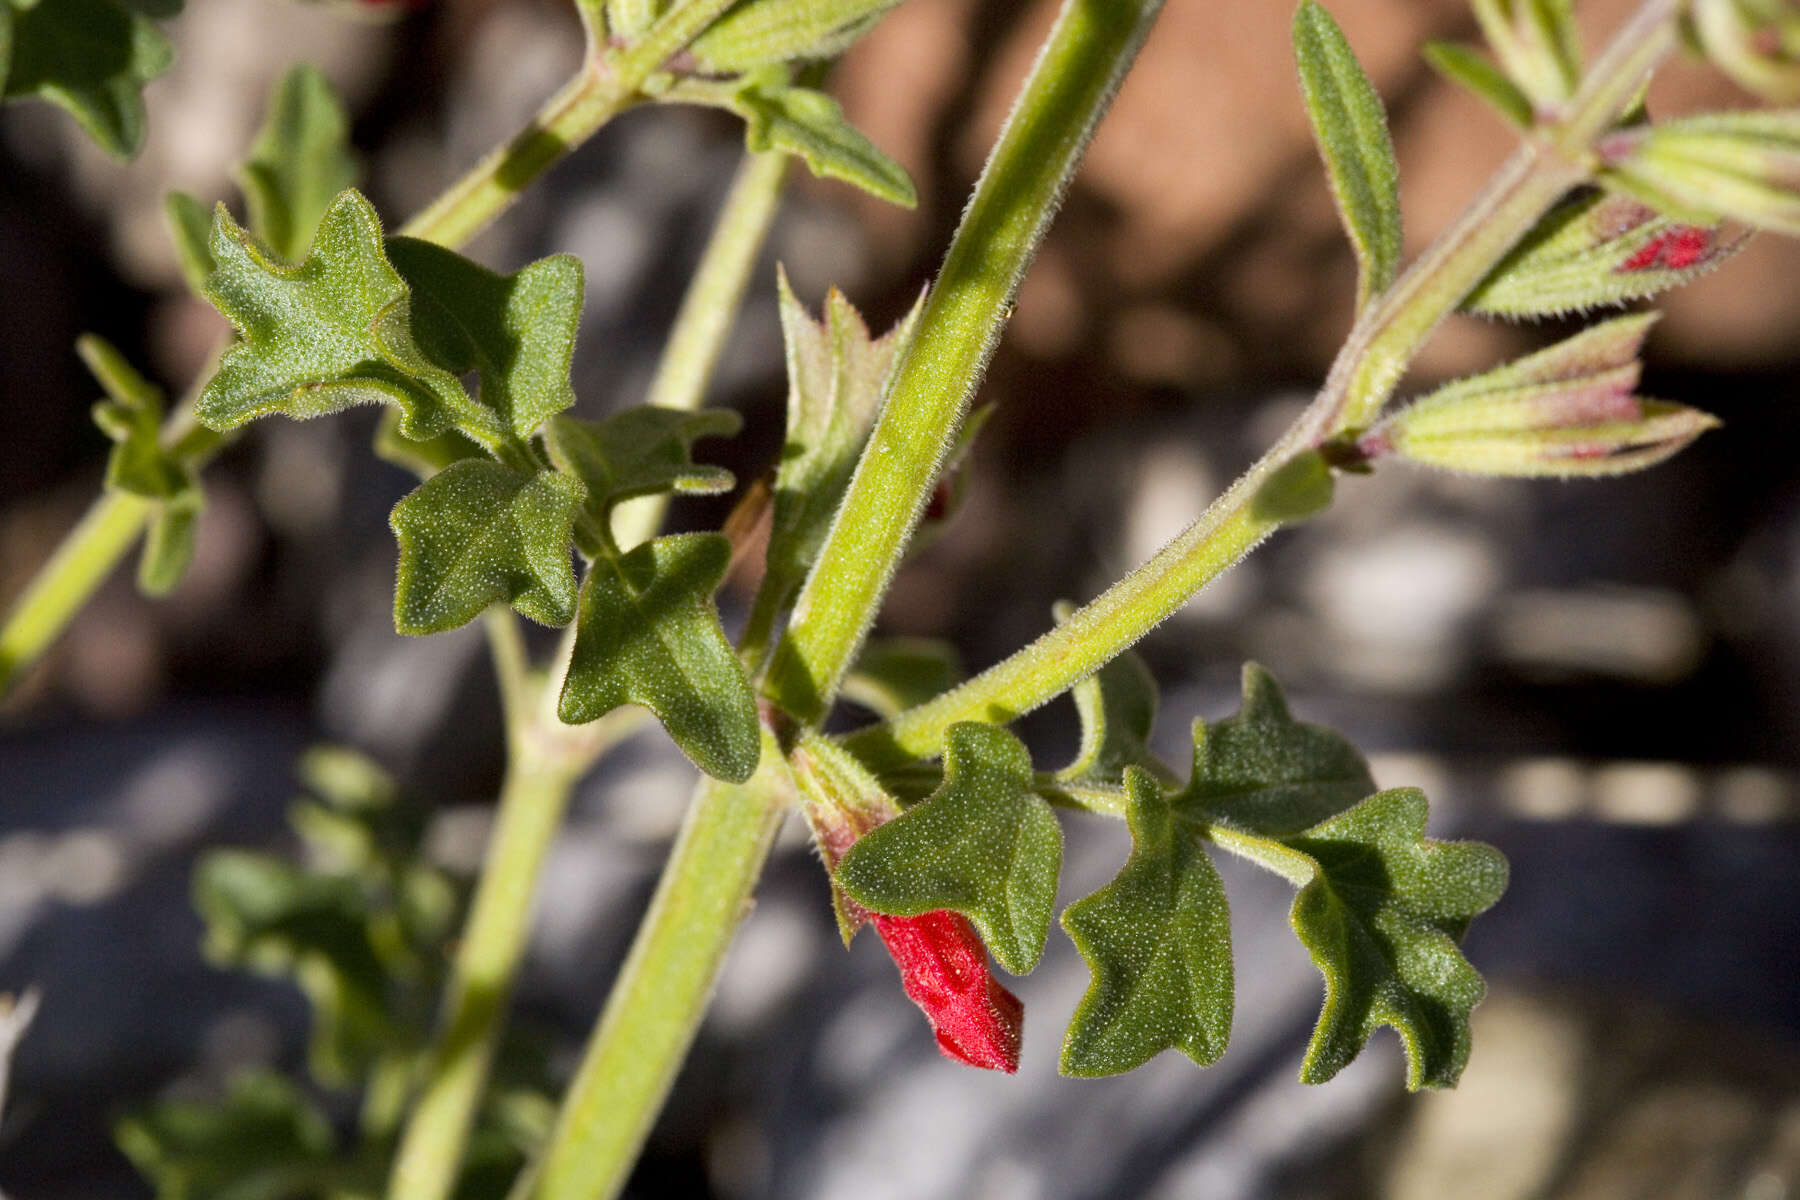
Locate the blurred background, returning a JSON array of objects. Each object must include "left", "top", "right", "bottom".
[{"left": 3, "top": 0, "right": 1799, "bottom": 1195}]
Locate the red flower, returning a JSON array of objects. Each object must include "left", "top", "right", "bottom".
[{"left": 872, "top": 910, "right": 1023, "bottom": 1073}]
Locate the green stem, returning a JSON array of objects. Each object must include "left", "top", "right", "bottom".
[
  {"left": 762, "top": 0, "right": 1169, "bottom": 725},
  {"left": 520, "top": 729, "right": 792, "bottom": 1200},
  {"left": 847, "top": 0, "right": 1683, "bottom": 767}
]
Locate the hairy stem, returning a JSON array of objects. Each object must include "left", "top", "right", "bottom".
[
  {"left": 762, "top": 0, "right": 1170, "bottom": 725},
  {"left": 847, "top": 0, "right": 1683, "bottom": 767},
  {"left": 519, "top": 729, "right": 792, "bottom": 1200}
]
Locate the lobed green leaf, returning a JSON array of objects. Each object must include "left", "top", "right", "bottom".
[
  {"left": 389, "top": 459, "right": 585, "bottom": 634},
  {"left": 542, "top": 406, "right": 739, "bottom": 555},
  {"left": 1293, "top": 1, "right": 1403, "bottom": 308},
  {"left": 690, "top": 0, "right": 903, "bottom": 72},
  {"left": 237, "top": 65, "right": 359, "bottom": 264},
  {"left": 558, "top": 533, "right": 761, "bottom": 782},
  {"left": 1, "top": 0, "right": 175, "bottom": 158},
  {"left": 837, "top": 722, "right": 1061, "bottom": 975},
  {"left": 727, "top": 69, "right": 917, "bottom": 207},
  {"left": 1061, "top": 767, "right": 1233, "bottom": 1076}
]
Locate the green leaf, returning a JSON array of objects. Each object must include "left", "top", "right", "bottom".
[
  {"left": 1293, "top": 1, "right": 1403, "bottom": 308},
  {"left": 198, "top": 191, "right": 487, "bottom": 443},
  {"left": 1176, "top": 663, "right": 1374, "bottom": 836},
  {"left": 164, "top": 190, "right": 216, "bottom": 295},
  {"left": 1422, "top": 41, "right": 1533, "bottom": 129},
  {"left": 1205, "top": 789, "right": 1508, "bottom": 1089},
  {"left": 1464, "top": 189, "right": 1745, "bottom": 319},
  {"left": 372, "top": 407, "right": 485, "bottom": 480},
  {"left": 81, "top": 333, "right": 185, "bottom": 500},
  {"left": 138, "top": 489, "right": 200, "bottom": 597},
  {"left": 689, "top": 0, "right": 903, "bottom": 72},
  {"left": 237, "top": 64, "right": 359, "bottom": 265},
  {"left": 2, "top": 0, "right": 174, "bottom": 158},
  {"left": 763, "top": 271, "right": 921, "bottom": 605},
  {"left": 1249, "top": 449, "right": 1336, "bottom": 523},
  {"left": 542, "top": 406, "right": 739, "bottom": 554},
  {"left": 387, "top": 237, "right": 584, "bottom": 440},
  {"left": 389, "top": 459, "right": 585, "bottom": 634},
  {"left": 836, "top": 722, "right": 1061, "bottom": 975},
  {"left": 558, "top": 533, "right": 761, "bottom": 782},
  {"left": 842, "top": 637, "right": 962, "bottom": 720},
  {"left": 726, "top": 69, "right": 917, "bottom": 207},
  {"left": 1060, "top": 767, "right": 1233, "bottom": 1076},
  {"left": 116, "top": 1071, "right": 336, "bottom": 1200},
  {"left": 1054, "top": 616, "right": 1161, "bottom": 788},
  {"left": 193, "top": 850, "right": 397, "bottom": 1086},
  {"left": 1471, "top": 0, "right": 1581, "bottom": 107}
]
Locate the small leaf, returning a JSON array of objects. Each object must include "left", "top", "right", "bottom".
[
  {"left": 727, "top": 69, "right": 917, "bottom": 207},
  {"left": 81, "top": 333, "right": 186, "bottom": 500},
  {"left": 138, "top": 489, "right": 201, "bottom": 597},
  {"left": 558, "top": 533, "right": 761, "bottom": 782},
  {"left": 2, "top": 0, "right": 175, "bottom": 158},
  {"left": 1060, "top": 767, "right": 1233, "bottom": 1077},
  {"left": 689, "top": 0, "right": 903, "bottom": 72},
  {"left": 542, "top": 406, "right": 739, "bottom": 554},
  {"left": 1422, "top": 41, "right": 1532, "bottom": 129},
  {"left": 1176, "top": 663, "right": 1374, "bottom": 836},
  {"left": 1250, "top": 449, "right": 1336, "bottom": 523},
  {"left": 164, "top": 190, "right": 216, "bottom": 295},
  {"left": 389, "top": 459, "right": 585, "bottom": 634},
  {"left": 1464, "top": 189, "right": 1744, "bottom": 319},
  {"left": 387, "top": 237, "right": 584, "bottom": 440},
  {"left": 1054, "top": 614, "right": 1161, "bottom": 788},
  {"left": 116, "top": 1071, "right": 336, "bottom": 1200},
  {"left": 197, "top": 191, "right": 486, "bottom": 444},
  {"left": 764, "top": 272, "right": 921, "bottom": 605},
  {"left": 371, "top": 407, "right": 485, "bottom": 479},
  {"left": 837, "top": 722, "right": 1061, "bottom": 975},
  {"left": 1206, "top": 789, "right": 1508, "bottom": 1089},
  {"left": 1471, "top": 0, "right": 1581, "bottom": 108},
  {"left": 237, "top": 65, "right": 359, "bottom": 264},
  {"left": 1293, "top": 1, "right": 1403, "bottom": 307},
  {"left": 842, "top": 637, "right": 962, "bottom": 720}
]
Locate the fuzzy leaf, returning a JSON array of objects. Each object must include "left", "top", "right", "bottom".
[
  {"left": 386, "top": 237, "right": 583, "bottom": 440},
  {"left": 1465, "top": 190, "right": 1744, "bottom": 318},
  {"left": 1205, "top": 789, "right": 1508, "bottom": 1089},
  {"left": 115, "top": 1071, "right": 336, "bottom": 1200},
  {"left": 842, "top": 637, "right": 962, "bottom": 720},
  {"left": 728, "top": 70, "right": 916, "bottom": 207},
  {"left": 371, "top": 407, "right": 485, "bottom": 480},
  {"left": 1060, "top": 767, "right": 1233, "bottom": 1077},
  {"left": 238, "top": 65, "right": 358, "bottom": 264},
  {"left": 764, "top": 272, "right": 921, "bottom": 603},
  {"left": 690, "top": 0, "right": 903, "bottom": 72},
  {"left": 558, "top": 533, "right": 761, "bottom": 782},
  {"left": 193, "top": 851, "right": 396, "bottom": 1085},
  {"left": 543, "top": 406, "right": 739, "bottom": 554},
  {"left": 389, "top": 459, "right": 584, "bottom": 634},
  {"left": 1293, "top": 1, "right": 1402, "bottom": 307},
  {"left": 2, "top": 0, "right": 174, "bottom": 158},
  {"left": 81, "top": 333, "right": 186, "bottom": 500},
  {"left": 164, "top": 190, "right": 216, "bottom": 295},
  {"left": 1422, "top": 41, "right": 1533, "bottom": 129},
  {"left": 1250, "top": 449, "right": 1336, "bottom": 523},
  {"left": 1176, "top": 663, "right": 1375, "bottom": 836},
  {"left": 837, "top": 722, "right": 1061, "bottom": 975},
  {"left": 197, "top": 191, "right": 486, "bottom": 443},
  {"left": 139, "top": 490, "right": 201, "bottom": 597}
]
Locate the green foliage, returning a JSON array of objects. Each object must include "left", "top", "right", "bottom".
[
  {"left": 197, "top": 191, "right": 479, "bottom": 442},
  {"left": 138, "top": 492, "right": 201, "bottom": 597},
  {"left": 1249, "top": 449, "right": 1336, "bottom": 523},
  {"left": 1602, "top": 110, "right": 1800, "bottom": 236},
  {"left": 842, "top": 637, "right": 963, "bottom": 719},
  {"left": 1471, "top": 0, "right": 1581, "bottom": 107},
  {"left": 1422, "top": 40, "right": 1533, "bottom": 129},
  {"left": 116, "top": 1071, "right": 337, "bottom": 1200},
  {"left": 558, "top": 533, "right": 761, "bottom": 782},
  {"left": 0, "top": 0, "right": 175, "bottom": 158},
  {"left": 237, "top": 65, "right": 359, "bottom": 265},
  {"left": 1060, "top": 768, "right": 1233, "bottom": 1076},
  {"left": 689, "top": 0, "right": 904, "bottom": 72},
  {"left": 164, "top": 191, "right": 217, "bottom": 296},
  {"left": 1054, "top": 633, "right": 1161, "bottom": 789},
  {"left": 837, "top": 722, "right": 1061, "bottom": 974},
  {"left": 1464, "top": 190, "right": 1744, "bottom": 318},
  {"left": 1293, "top": 1, "right": 1403, "bottom": 308},
  {"left": 724, "top": 68, "right": 917, "bottom": 207},
  {"left": 763, "top": 274, "right": 920, "bottom": 607},
  {"left": 389, "top": 460, "right": 586, "bottom": 634},
  {"left": 542, "top": 406, "right": 739, "bottom": 554},
  {"left": 386, "top": 238, "right": 583, "bottom": 441},
  {"left": 1209, "top": 789, "right": 1509, "bottom": 1088}
]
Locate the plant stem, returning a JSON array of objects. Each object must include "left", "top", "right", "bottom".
[
  {"left": 847, "top": 0, "right": 1683, "bottom": 768},
  {"left": 519, "top": 729, "right": 792, "bottom": 1200},
  {"left": 761, "top": 0, "right": 1169, "bottom": 726}
]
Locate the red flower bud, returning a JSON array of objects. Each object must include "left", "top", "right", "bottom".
[{"left": 872, "top": 910, "right": 1024, "bottom": 1073}]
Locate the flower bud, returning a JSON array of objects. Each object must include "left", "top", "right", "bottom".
[{"left": 1601, "top": 112, "right": 1800, "bottom": 237}]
